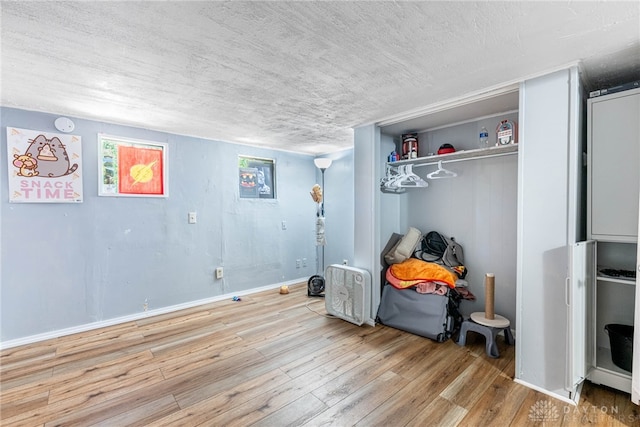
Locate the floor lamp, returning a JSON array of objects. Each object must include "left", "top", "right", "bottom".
[{"left": 308, "top": 157, "right": 332, "bottom": 297}]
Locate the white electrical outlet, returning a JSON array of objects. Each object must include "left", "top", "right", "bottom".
[
  {"left": 281, "top": 221, "right": 287, "bottom": 230},
  {"left": 302, "top": 258, "right": 307, "bottom": 267},
  {"left": 296, "top": 259, "right": 301, "bottom": 268},
  {"left": 188, "top": 212, "right": 197, "bottom": 224},
  {"left": 343, "top": 259, "right": 348, "bottom": 265},
  {"left": 215, "top": 267, "right": 224, "bottom": 279}
]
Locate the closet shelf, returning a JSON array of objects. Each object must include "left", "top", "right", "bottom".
[
  {"left": 597, "top": 276, "right": 636, "bottom": 286},
  {"left": 389, "top": 144, "right": 518, "bottom": 167},
  {"left": 597, "top": 266, "right": 636, "bottom": 285}
]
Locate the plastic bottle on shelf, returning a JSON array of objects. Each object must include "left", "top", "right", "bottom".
[{"left": 479, "top": 126, "right": 489, "bottom": 149}]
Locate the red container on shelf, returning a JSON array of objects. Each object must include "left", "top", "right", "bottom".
[{"left": 402, "top": 133, "right": 419, "bottom": 159}]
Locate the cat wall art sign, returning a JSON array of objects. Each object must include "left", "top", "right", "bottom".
[{"left": 6, "top": 127, "right": 83, "bottom": 203}]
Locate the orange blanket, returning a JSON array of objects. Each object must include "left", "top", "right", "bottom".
[{"left": 387, "top": 258, "right": 457, "bottom": 289}]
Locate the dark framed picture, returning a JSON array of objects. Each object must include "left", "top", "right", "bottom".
[{"left": 238, "top": 156, "right": 275, "bottom": 199}]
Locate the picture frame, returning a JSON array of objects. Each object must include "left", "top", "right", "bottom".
[
  {"left": 6, "top": 127, "right": 83, "bottom": 203},
  {"left": 98, "top": 134, "right": 168, "bottom": 197},
  {"left": 238, "top": 155, "right": 275, "bottom": 199}
]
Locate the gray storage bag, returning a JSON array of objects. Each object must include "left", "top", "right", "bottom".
[{"left": 376, "top": 284, "right": 461, "bottom": 342}]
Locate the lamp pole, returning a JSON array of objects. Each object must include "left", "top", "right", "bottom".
[
  {"left": 320, "top": 167, "right": 326, "bottom": 271},
  {"left": 313, "top": 158, "right": 332, "bottom": 276}
]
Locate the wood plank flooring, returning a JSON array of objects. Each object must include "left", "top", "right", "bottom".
[{"left": 1, "top": 283, "right": 638, "bottom": 426}]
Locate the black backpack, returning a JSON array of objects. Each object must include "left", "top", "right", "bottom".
[{"left": 414, "top": 231, "right": 467, "bottom": 278}]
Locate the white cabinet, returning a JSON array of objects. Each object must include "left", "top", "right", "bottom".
[
  {"left": 572, "top": 241, "right": 637, "bottom": 395},
  {"left": 588, "top": 89, "right": 640, "bottom": 241},
  {"left": 580, "top": 88, "right": 640, "bottom": 397}
]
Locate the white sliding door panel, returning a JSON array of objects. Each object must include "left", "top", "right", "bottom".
[{"left": 516, "top": 67, "right": 582, "bottom": 402}]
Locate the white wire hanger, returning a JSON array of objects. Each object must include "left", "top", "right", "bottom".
[
  {"left": 380, "top": 165, "right": 405, "bottom": 193},
  {"left": 398, "top": 164, "right": 428, "bottom": 187},
  {"left": 382, "top": 165, "right": 429, "bottom": 190},
  {"left": 380, "top": 164, "right": 428, "bottom": 191},
  {"left": 426, "top": 161, "right": 457, "bottom": 179}
]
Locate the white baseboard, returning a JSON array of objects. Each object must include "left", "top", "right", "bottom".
[{"left": 0, "top": 278, "right": 306, "bottom": 350}]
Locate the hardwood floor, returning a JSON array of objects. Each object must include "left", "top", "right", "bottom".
[{"left": 1, "top": 283, "right": 638, "bottom": 426}]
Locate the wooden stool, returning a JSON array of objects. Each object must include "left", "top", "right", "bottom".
[{"left": 456, "top": 312, "right": 514, "bottom": 358}]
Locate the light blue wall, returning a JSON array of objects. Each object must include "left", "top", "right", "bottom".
[{"left": 0, "top": 107, "right": 354, "bottom": 343}]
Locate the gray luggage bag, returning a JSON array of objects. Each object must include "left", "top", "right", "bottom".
[{"left": 376, "top": 283, "right": 463, "bottom": 342}]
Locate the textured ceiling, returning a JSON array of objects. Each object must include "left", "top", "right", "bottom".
[{"left": 1, "top": 1, "right": 639, "bottom": 155}]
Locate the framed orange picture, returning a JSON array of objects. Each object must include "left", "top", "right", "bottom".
[{"left": 98, "top": 134, "right": 168, "bottom": 197}]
